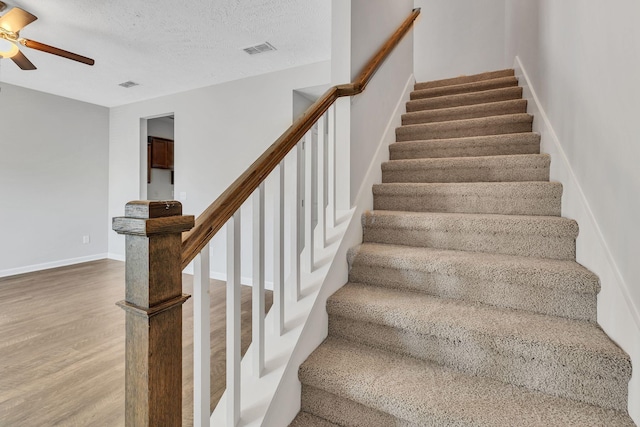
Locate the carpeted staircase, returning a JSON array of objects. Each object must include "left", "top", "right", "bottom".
[{"left": 289, "top": 69, "right": 635, "bottom": 426}]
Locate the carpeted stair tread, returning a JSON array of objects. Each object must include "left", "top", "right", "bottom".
[
  {"left": 362, "top": 210, "right": 576, "bottom": 259},
  {"left": 402, "top": 99, "right": 527, "bottom": 125},
  {"left": 347, "top": 242, "right": 599, "bottom": 321},
  {"left": 389, "top": 133, "right": 540, "bottom": 160},
  {"left": 382, "top": 153, "right": 550, "bottom": 183},
  {"left": 299, "top": 338, "right": 634, "bottom": 426},
  {"left": 327, "top": 284, "right": 631, "bottom": 410},
  {"left": 414, "top": 69, "right": 515, "bottom": 91},
  {"left": 300, "top": 385, "right": 417, "bottom": 427},
  {"left": 373, "top": 181, "right": 562, "bottom": 216},
  {"left": 288, "top": 411, "right": 340, "bottom": 427},
  {"left": 396, "top": 113, "right": 533, "bottom": 141},
  {"left": 407, "top": 86, "right": 523, "bottom": 112},
  {"left": 328, "top": 284, "right": 621, "bottom": 358},
  {"left": 411, "top": 76, "right": 519, "bottom": 100}
]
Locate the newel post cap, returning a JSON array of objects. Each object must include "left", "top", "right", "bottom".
[{"left": 112, "top": 200, "right": 194, "bottom": 236}]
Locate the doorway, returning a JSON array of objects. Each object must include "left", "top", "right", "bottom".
[{"left": 145, "top": 115, "right": 175, "bottom": 200}]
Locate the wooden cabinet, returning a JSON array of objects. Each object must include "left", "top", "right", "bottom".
[
  {"left": 148, "top": 137, "right": 174, "bottom": 169},
  {"left": 147, "top": 143, "right": 152, "bottom": 183}
]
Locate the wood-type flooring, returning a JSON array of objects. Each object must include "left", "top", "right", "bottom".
[{"left": 0, "top": 259, "right": 272, "bottom": 426}]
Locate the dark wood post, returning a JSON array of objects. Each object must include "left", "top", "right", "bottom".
[{"left": 112, "top": 201, "right": 194, "bottom": 426}]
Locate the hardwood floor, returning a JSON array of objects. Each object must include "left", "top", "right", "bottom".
[{"left": 0, "top": 259, "right": 272, "bottom": 426}]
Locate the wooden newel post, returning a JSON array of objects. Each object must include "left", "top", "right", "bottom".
[{"left": 112, "top": 201, "right": 194, "bottom": 426}]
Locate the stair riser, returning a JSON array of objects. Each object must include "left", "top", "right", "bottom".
[
  {"left": 301, "top": 386, "right": 417, "bottom": 427},
  {"left": 396, "top": 119, "right": 532, "bottom": 142},
  {"left": 290, "top": 412, "right": 340, "bottom": 427},
  {"left": 348, "top": 264, "right": 597, "bottom": 322},
  {"left": 414, "top": 69, "right": 515, "bottom": 91},
  {"left": 407, "top": 87, "right": 523, "bottom": 112},
  {"left": 382, "top": 163, "right": 549, "bottom": 183},
  {"left": 327, "top": 315, "right": 629, "bottom": 411},
  {"left": 389, "top": 135, "right": 540, "bottom": 160},
  {"left": 362, "top": 226, "right": 576, "bottom": 260},
  {"left": 402, "top": 100, "right": 527, "bottom": 126},
  {"left": 411, "top": 77, "right": 518, "bottom": 100},
  {"left": 373, "top": 191, "right": 561, "bottom": 216}
]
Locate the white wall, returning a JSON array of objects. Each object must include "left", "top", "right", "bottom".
[
  {"left": 349, "top": 0, "right": 415, "bottom": 203},
  {"left": 0, "top": 83, "right": 109, "bottom": 276},
  {"left": 505, "top": 0, "right": 640, "bottom": 420},
  {"left": 413, "top": 0, "right": 507, "bottom": 82},
  {"left": 108, "top": 62, "right": 330, "bottom": 282},
  {"left": 329, "top": 0, "right": 414, "bottom": 207},
  {"left": 330, "top": 0, "right": 353, "bottom": 210}
]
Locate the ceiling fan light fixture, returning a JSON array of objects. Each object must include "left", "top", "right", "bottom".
[{"left": 0, "top": 37, "right": 19, "bottom": 58}]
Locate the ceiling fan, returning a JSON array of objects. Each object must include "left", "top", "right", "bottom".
[{"left": 0, "top": 1, "right": 94, "bottom": 70}]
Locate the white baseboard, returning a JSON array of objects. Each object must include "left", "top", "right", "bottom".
[
  {"left": 0, "top": 253, "right": 109, "bottom": 278},
  {"left": 515, "top": 56, "right": 640, "bottom": 422},
  {"left": 107, "top": 252, "right": 125, "bottom": 262}
]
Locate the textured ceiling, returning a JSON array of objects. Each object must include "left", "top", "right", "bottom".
[{"left": 0, "top": 0, "right": 330, "bottom": 107}]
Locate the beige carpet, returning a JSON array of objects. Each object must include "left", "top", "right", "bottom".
[{"left": 290, "top": 69, "right": 635, "bottom": 426}]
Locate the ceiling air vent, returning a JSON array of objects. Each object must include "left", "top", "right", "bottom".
[
  {"left": 118, "top": 81, "right": 139, "bottom": 88},
  {"left": 243, "top": 42, "right": 276, "bottom": 55}
]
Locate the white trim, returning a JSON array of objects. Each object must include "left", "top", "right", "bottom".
[{"left": 0, "top": 253, "right": 109, "bottom": 278}]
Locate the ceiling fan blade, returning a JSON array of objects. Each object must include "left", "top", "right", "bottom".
[
  {"left": 11, "top": 49, "right": 36, "bottom": 70},
  {"left": 21, "top": 38, "right": 94, "bottom": 66},
  {"left": 0, "top": 7, "right": 37, "bottom": 32}
]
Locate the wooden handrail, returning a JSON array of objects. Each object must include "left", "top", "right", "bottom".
[{"left": 181, "top": 8, "right": 421, "bottom": 269}]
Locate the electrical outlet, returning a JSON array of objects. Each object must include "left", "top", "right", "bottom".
[
  {"left": 82, "top": 235, "right": 90, "bottom": 244},
  {"left": 179, "top": 192, "right": 187, "bottom": 201}
]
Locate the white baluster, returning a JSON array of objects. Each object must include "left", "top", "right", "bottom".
[
  {"left": 327, "top": 104, "right": 337, "bottom": 228},
  {"left": 304, "top": 130, "right": 314, "bottom": 272},
  {"left": 226, "top": 211, "right": 241, "bottom": 426},
  {"left": 273, "top": 161, "right": 285, "bottom": 335},
  {"left": 293, "top": 142, "right": 302, "bottom": 301},
  {"left": 317, "top": 113, "right": 327, "bottom": 248},
  {"left": 194, "top": 243, "right": 210, "bottom": 427},
  {"left": 252, "top": 183, "right": 265, "bottom": 378}
]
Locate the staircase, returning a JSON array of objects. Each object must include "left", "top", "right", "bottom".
[{"left": 290, "top": 69, "right": 635, "bottom": 426}]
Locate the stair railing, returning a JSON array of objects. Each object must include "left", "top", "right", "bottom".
[{"left": 112, "top": 8, "right": 420, "bottom": 427}]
